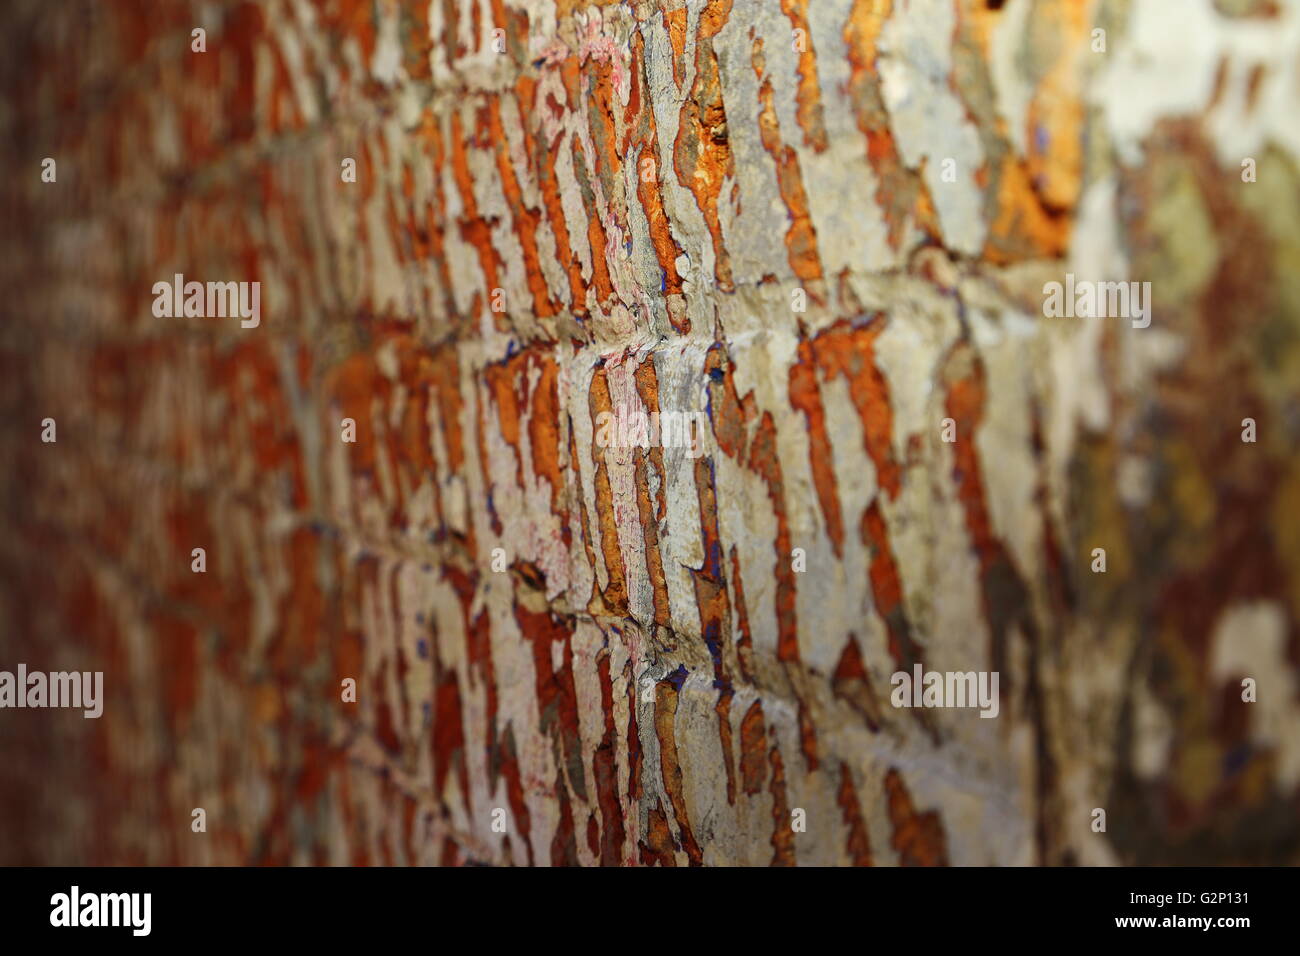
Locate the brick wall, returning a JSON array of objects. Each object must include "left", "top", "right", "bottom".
[{"left": 2, "top": 0, "right": 1298, "bottom": 865}]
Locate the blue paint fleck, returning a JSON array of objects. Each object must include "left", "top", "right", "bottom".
[{"left": 666, "top": 664, "right": 689, "bottom": 691}]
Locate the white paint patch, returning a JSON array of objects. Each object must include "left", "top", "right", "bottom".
[
  {"left": 989, "top": 0, "right": 1033, "bottom": 155},
  {"left": 1094, "top": 0, "right": 1300, "bottom": 167},
  {"left": 876, "top": 0, "right": 987, "bottom": 255},
  {"left": 1210, "top": 601, "right": 1300, "bottom": 790},
  {"left": 370, "top": 5, "right": 403, "bottom": 85}
]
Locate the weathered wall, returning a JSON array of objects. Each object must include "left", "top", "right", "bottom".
[{"left": 1, "top": 0, "right": 1298, "bottom": 865}]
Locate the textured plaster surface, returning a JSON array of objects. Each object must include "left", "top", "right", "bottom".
[{"left": 0, "top": 0, "right": 1298, "bottom": 865}]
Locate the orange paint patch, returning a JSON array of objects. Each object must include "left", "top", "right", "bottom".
[
  {"left": 885, "top": 768, "right": 950, "bottom": 866},
  {"left": 673, "top": 0, "right": 736, "bottom": 292},
  {"left": 779, "top": 0, "right": 829, "bottom": 152}
]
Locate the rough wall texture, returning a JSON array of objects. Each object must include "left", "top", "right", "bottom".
[{"left": 1, "top": 0, "right": 1298, "bottom": 866}]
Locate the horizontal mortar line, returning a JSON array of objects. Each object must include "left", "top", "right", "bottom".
[
  {"left": 2, "top": 502, "right": 915, "bottom": 722},
  {"left": 0, "top": 263, "right": 1052, "bottom": 356},
  {"left": 8, "top": 428, "right": 756, "bottom": 626},
  {"left": 10, "top": 197, "right": 1060, "bottom": 325},
  {"left": 1, "top": 542, "right": 917, "bottom": 768}
]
